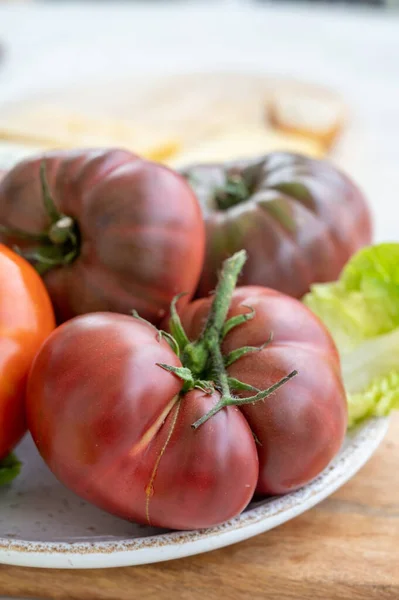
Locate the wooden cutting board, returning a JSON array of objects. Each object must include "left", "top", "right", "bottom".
[{"left": 0, "top": 413, "right": 397, "bottom": 600}]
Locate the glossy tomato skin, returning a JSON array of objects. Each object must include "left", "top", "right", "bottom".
[
  {"left": 0, "top": 244, "right": 55, "bottom": 459},
  {"left": 27, "top": 313, "right": 258, "bottom": 530},
  {"left": 183, "top": 153, "right": 372, "bottom": 298},
  {"left": 0, "top": 150, "right": 205, "bottom": 325},
  {"left": 177, "top": 286, "right": 347, "bottom": 495}
]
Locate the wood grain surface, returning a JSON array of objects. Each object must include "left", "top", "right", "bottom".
[{"left": 0, "top": 413, "right": 398, "bottom": 600}]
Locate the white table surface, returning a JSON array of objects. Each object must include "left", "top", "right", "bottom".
[{"left": 0, "top": 0, "right": 398, "bottom": 242}]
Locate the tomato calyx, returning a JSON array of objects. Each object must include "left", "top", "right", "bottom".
[
  {"left": 214, "top": 172, "right": 251, "bottom": 211},
  {"left": 135, "top": 250, "right": 298, "bottom": 429},
  {"left": 0, "top": 162, "right": 80, "bottom": 274}
]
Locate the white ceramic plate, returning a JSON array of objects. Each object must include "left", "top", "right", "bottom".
[{"left": 0, "top": 419, "right": 389, "bottom": 569}]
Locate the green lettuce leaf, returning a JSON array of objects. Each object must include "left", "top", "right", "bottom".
[
  {"left": 304, "top": 243, "right": 399, "bottom": 427},
  {"left": 0, "top": 453, "right": 21, "bottom": 486}
]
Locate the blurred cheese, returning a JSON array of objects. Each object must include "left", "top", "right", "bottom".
[
  {"left": 168, "top": 126, "right": 325, "bottom": 168},
  {"left": 0, "top": 106, "right": 180, "bottom": 161},
  {"left": 267, "top": 82, "right": 346, "bottom": 150}
]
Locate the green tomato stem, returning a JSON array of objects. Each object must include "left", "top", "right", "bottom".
[
  {"left": 224, "top": 334, "right": 273, "bottom": 368},
  {"left": 156, "top": 249, "right": 298, "bottom": 429},
  {"left": 191, "top": 369, "right": 298, "bottom": 430},
  {"left": 40, "top": 161, "right": 63, "bottom": 223},
  {"left": 208, "top": 338, "right": 232, "bottom": 400},
  {"left": 48, "top": 216, "right": 76, "bottom": 245},
  {"left": 198, "top": 250, "right": 247, "bottom": 345},
  {"left": 0, "top": 224, "right": 48, "bottom": 243},
  {"left": 178, "top": 250, "right": 247, "bottom": 380},
  {"left": 0, "top": 161, "right": 80, "bottom": 273},
  {"left": 168, "top": 293, "right": 190, "bottom": 353},
  {"left": 222, "top": 306, "right": 255, "bottom": 338},
  {"left": 214, "top": 173, "right": 250, "bottom": 211}
]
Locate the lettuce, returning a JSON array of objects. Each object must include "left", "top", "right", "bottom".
[{"left": 304, "top": 243, "right": 399, "bottom": 427}]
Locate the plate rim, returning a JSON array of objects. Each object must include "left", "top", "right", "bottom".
[{"left": 0, "top": 417, "right": 389, "bottom": 569}]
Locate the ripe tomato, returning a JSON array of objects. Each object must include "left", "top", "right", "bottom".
[
  {"left": 0, "top": 150, "right": 205, "bottom": 325},
  {"left": 27, "top": 251, "right": 346, "bottom": 529},
  {"left": 178, "top": 286, "right": 347, "bottom": 495},
  {"left": 183, "top": 153, "right": 371, "bottom": 298},
  {"left": 27, "top": 313, "right": 258, "bottom": 530},
  {"left": 0, "top": 244, "right": 55, "bottom": 459}
]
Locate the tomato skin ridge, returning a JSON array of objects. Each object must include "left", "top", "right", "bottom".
[{"left": 145, "top": 399, "right": 181, "bottom": 526}]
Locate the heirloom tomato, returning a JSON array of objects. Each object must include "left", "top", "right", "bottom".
[
  {"left": 0, "top": 149, "right": 205, "bottom": 325},
  {"left": 183, "top": 153, "right": 371, "bottom": 298}
]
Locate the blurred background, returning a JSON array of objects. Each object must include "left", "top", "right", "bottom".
[{"left": 0, "top": 0, "right": 398, "bottom": 240}]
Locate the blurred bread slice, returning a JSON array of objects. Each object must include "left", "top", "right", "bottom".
[
  {"left": 168, "top": 126, "right": 324, "bottom": 168},
  {"left": 267, "top": 82, "right": 346, "bottom": 151},
  {"left": 0, "top": 106, "right": 180, "bottom": 161},
  {"left": 131, "top": 72, "right": 271, "bottom": 145}
]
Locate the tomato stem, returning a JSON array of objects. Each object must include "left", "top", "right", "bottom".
[
  {"left": 191, "top": 369, "right": 298, "bottom": 430},
  {"left": 178, "top": 250, "right": 247, "bottom": 380},
  {"left": 168, "top": 293, "right": 190, "bottom": 353},
  {"left": 40, "top": 161, "right": 63, "bottom": 223},
  {"left": 157, "top": 364, "right": 195, "bottom": 392},
  {"left": 132, "top": 310, "right": 181, "bottom": 356},
  {"left": 0, "top": 224, "right": 47, "bottom": 243},
  {"left": 224, "top": 334, "right": 273, "bottom": 368},
  {"left": 0, "top": 161, "right": 80, "bottom": 274},
  {"left": 198, "top": 250, "right": 247, "bottom": 345},
  {"left": 222, "top": 306, "right": 255, "bottom": 338},
  {"left": 209, "top": 341, "right": 232, "bottom": 400},
  {"left": 215, "top": 173, "right": 250, "bottom": 211},
  {"left": 48, "top": 216, "right": 75, "bottom": 245},
  {"left": 227, "top": 377, "right": 260, "bottom": 393},
  {"left": 159, "top": 249, "right": 298, "bottom": 429}
]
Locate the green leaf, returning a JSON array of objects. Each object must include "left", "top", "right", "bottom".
[
  {"left": 304, "top": 243, "right": 399, "bottom": 353},
  {"left": 303, "top": 243, "right": 399, "bottom": 426},
  {"left": 0, "top": 453, "right": 21, "bottom": 486},
  {"left": 347, "top": 371, "right": 399, "bottom": 428}
]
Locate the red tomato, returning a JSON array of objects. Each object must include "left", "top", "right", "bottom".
[
  {"left": 0, "top": 244, "right": 55, "bottom": 459},
  {"left": 27, "top": 313, "right": 258, "bottom": 530},
  {"left": 183, "top": 153, "right": 371, "bottom": 298},
  {"left": 0, "top": 150, "right": 205, "bottom": 325},
  {"left": 178, "top": 286, "right": 347, "bottom": 495},
  {"left": 26, "top": 251, "right": 346, "bottom": 529}
]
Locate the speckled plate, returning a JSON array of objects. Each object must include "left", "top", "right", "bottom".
[{"left": 0, "top": 418, "right": 389, "bottom": 569}]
